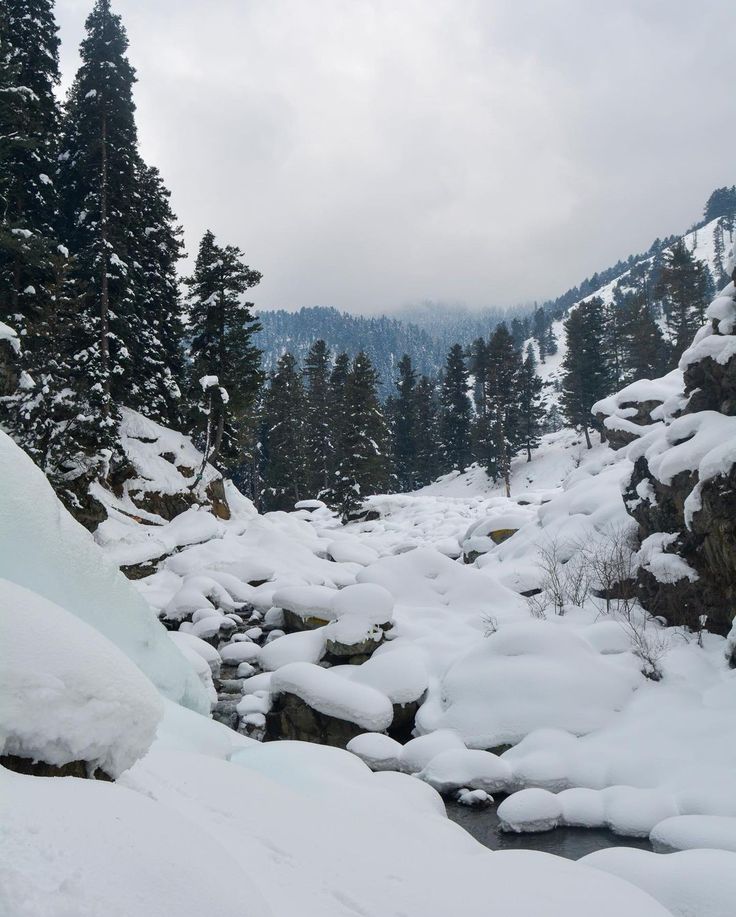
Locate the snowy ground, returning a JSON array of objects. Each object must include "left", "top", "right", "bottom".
[{"left": 2, "top": 391, "right": 736, "bottom": 915}]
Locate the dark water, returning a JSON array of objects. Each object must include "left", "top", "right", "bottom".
[{"left": 446, "top": 802, "right": 654, "bottom": 861}]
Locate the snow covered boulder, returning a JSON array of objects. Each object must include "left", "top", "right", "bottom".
[
  {"left": 0, "top": 580, "right": 163, "bottom": 779},
  {"left": 0, "top": 320, "right": 20, "bottom": 396},
  {"left": 323, "top": 583, "right": 394, "bottom": 662},
  {"left": 650, "top": 815, "right": 736, "bottom": 853},
  {"left": 272, "top": 584, "right": 338, "bottom": 631},
  {"left": 418, "top": 748, "right": 512, "bottom": 796},
  {"left": 431, "top": 620, "right": 641, "bottom": 748},
  {"left": 498, "top": 788, "right": 563, "bottom": 833},
  {"left": 267, "top": 662, "right": 393, "bottom": 748},
  {"left": 400, "top": 729, "right": 467, "bottom": 775},
  {"left": 461, "top": 507, "right": 536, "bottom": 561},
  {"left": 347, "top": 733, "right": 404, "bottom": 771}
]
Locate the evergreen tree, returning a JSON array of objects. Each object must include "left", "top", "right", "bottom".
[
  {"left": 261, "top": 352, "right": 307, "bottom": 511},
  {"left": 619, "top": 292, "right": 670, "bottom": 382},
  {"left": 469, "top": 336, "right": 488, "bottom": 414},
  {"left": 518, "top": 343, "right": 544, "bottom": 462},
  {"left": 185, "top": 229, "right": 263, "bottom": 477},
  {"left": 302, "top": 339, "right": 332, "bottom": 497},
  {"left": 129, "top": 161, "right": 185, "bottom": 424},
  {"left": 413, "top": 374, "right": 441, "bottom": 486},
  {"left": 704, "top": 186, "right": 736, "bottom": 223},
  {"left": 57, "top": 0, "right": 142, "bottom": 437},
  {"left": 0, "top": 0, "right": 60, "bottom": 334},
  {"left": 393, "top": 353, "right": 418, "bottom": 490},
  {"left": 485, "top": 323, "right": 523, "bottom": 495},
  {"left": 326, "top": 351, "right": 390, "bottom": 520},
  {"left": 656, "top": 240, "right": 712, "bottom": 359},
  {"left": 439, "top": 343, "right": 472, "bottom": 473},
  {"left": 560, "top": 298, "right": 610, "bottom": 449}
]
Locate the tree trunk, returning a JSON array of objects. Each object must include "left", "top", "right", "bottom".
[
  {"left": 99, "top": 110, "right": 110, "bottom": 408},
  {"left": 583, "top": 424, "right": 592, "bottom": 450}
]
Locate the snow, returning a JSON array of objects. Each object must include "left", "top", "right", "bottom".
[
  {"left": 400, "top": 729, "right": 467, "bottom": 774},
  {"left": 650, "top": 815, "right": 736, "bottom": 853},
  {"left": 270, "top": 661, "right": 394, "bottom": 731},
  {"left": 346, "top": 732, "right": 404, "bottom": 771},
  {"left": 498, "top": 788, "right": 563, "bottom": 832},
  {"left": 258, "top": 626, "right": 327, "bottom": 669},
  {"left": 582, "top": 847, "right": 736, "bottom": 917},
  {"left": 0, "top": 321, "right": 20, "bottom": 353},
  {"left": 0, "top": 431, "right": 208, "bottom": 713},
  {"left": 418, "top": 748, "right": 512, "bottom": 795},
  {"left": 271, "top": 583, "right": 338, "bottom": 621},
  {"left": 0, "top": 580, "right": 162, "bottom": 778}
]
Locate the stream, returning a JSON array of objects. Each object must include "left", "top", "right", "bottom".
[{"left": 446, "top": 802, "right": 654, "bottom": 860}]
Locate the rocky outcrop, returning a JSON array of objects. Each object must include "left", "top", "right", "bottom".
[
  {"left": 619, "top": 256, "right": 736, "bottom": 636},
  {"left": 265, "top": 691, "right": 369, "bottom": 748}
]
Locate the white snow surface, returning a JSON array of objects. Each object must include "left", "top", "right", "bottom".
[
  {"left": 0, "top": 431, "right": 208, "bottom": 713},
  {"left": 0, "top": 580, "right": 162, "bottom": 777}
]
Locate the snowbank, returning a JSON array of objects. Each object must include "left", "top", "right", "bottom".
[
  {"left": 0, "top": 580, "right": 162, "bottom": 777},
  {"left": 0, "top": 432, "right": 208, "bottom": 713}
]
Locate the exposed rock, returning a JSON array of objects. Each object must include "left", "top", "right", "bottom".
[
  {"left": 0, "top": 337, "right": 20, "bottom": 397},
  {"left": 265, "top": 691, "right": 368, "bottom": 748},
  {"left": 0, "top": 754, "right": 113, "bottom": 782}
]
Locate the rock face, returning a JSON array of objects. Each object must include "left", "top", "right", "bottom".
[{"left": 619, "top": 262, "right": 736, "bottom": 636}]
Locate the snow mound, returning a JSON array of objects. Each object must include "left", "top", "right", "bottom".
[
  {"left": 271, "top": 584, "right": 338, "bottom": 622},
  {"left": 650, "top": 815, "right": 736, "bottom": 853},
  {"left": 400, "top": 729, "right": 467, "bottom": 774},
  {"left": 431, "top": 620, "right": 641, "bottom": 747},
  {"left": 347, "top": 733, "right": 404, "bottom": 771},
  {"left": 418, "top": 748, "right": 512, "bottom": 795},
  {"left": 498, "top": 788, "right": 563, "bottom": 832},
  {"left": 582, "top": 847, "right": 736, "bottom": 917},
  {"left": 0, "top": 580, "right": 162, "bottom": 778},
  {"left": 0, "top": 431, "right": 208, "bottom": 713},
  {"left": 270, "top": 662, "right": 393, "bottom": 731}
]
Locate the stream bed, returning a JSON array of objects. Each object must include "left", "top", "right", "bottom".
[{"left": 446, "top": 802, "right": 654, "bottom": 860}]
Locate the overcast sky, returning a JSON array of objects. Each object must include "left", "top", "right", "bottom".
[{"left": 55, "top": 0, "right": 733, "bottom": 313}]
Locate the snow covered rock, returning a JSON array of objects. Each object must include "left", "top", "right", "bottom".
[
  {"left": 268, "top": 662, "right": 394, "bottom": 747},
  {"left": 0, "top": 580, "right": 163, "bottom": 779},
  {"left": 347, "top": 733, "right": 404, "bottom": 771},
  {"left": 400, "top": 729, "right": 467, "bottom": 774},
  {"left": 272, "top": 584, "right": 338, "bottom": 630},
  {"left": 0, "top": 432, "right": 209, "bottom": 713},
  {"left": 418, "top": 748, "right": 512, "bottom": 795},
  {"left": 650, "top": 815, "right": 736, "bottom": 853},
  {"left": 498, "top": 788, "right": 563, "bottom": 833}
]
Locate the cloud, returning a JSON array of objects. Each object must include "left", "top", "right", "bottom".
[{"left": 55, "top": 0, "right": 735, "bottom": 312}]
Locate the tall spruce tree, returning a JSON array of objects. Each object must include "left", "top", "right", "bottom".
[
  {"left": 326, "top": 351, "right": 390, "bottom": 520},
  {"left": 518, "top": 343, "right": 544, "bottom": 462},
  {"left": 261, "top": 352, "right": 307, "bottom": 511},
  {"left": 560, "top": 298, "right": 610, "bottom": 449},
  {"left": 656, "top": 240, "right": 712, "bottom": 360},
  {"left": 469, "top": 336, "right": 488, "bottom": 414},
  {"left": 413, "top": 374, "right": 441, "bottom": 486},
  {"left": 0, "top": 0, "right": 63, "bottom": 449},
  {"left": 129, "top": 161, "right": 185, "bottom": 425},
  {"left": 439, "top": 343, "right": 472, "bottom": 473},
  {"left": 620, "top": 292, "right": 669, "bottom": 382},
  {"left": 185, "top": 229, "right": 263, "bottom": 476},
  {"left": 57, "top": 0, "right": 142, "bottom": 438},
  {"left": 485, "top": 323, "right": 522, "bottom": 495},
  {"left": 303, "top": 339, "right": 332, "bottom": 497},
  {"left": 0, "top": 0, "right": 60, "bottom": 333},
  {"left": 393, "top": 353, "right": 418, "bottom": 490}
]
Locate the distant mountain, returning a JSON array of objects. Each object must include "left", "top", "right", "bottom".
[{"left": 255, "top": 187, "right": 736, "bottom": 392}]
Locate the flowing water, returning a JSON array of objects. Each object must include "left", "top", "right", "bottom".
[{"left": 446, "top": 802, "right": 654, "bottom": 860}]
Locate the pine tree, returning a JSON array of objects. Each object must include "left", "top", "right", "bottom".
[
  {"left": 656, "top": 240, "right": 712, "bottom": 359},
  {"left": 619, "top": 292, "right": 669, "bottom": 382},
  {"left": 185, "top": 229, "right": 263, "bottom": 477},
  {"left": 393, "top": 353, "right": 418, "bottom": 490},
  {"left": 303, "top": 339, "right": 333, "bottom": 498},
  {"left": 560, "top": 298, "right": 610, "bottom": 449},
  {"left": 439, "top": 343, "right": 472, "bottom": 472},
  {"left": 261, "top": 352, "right": 307, "bottom": 511},
  {"left": 0, "top": 0, "right": 60, "bottom": 334},
  {"left": 485, "top": 323, "right": 523, "bottom": 495},
  {"left": 518, "top": 343, "right": 544, "bottom": 462},
  {"left": 326, "top": 351, "right": 390, "bottom": 520},
  {"left": 57, "top": 0, "right": 142, "bottom": 436},
  {"left": 413, "top": 374, "right": 441, "bottom": 486},
  {"left": 128, "top": 161, "right": 185, "bottom": 425},
  {"left": 469, "top": 336, "right": 488, "bottom": 414}
]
